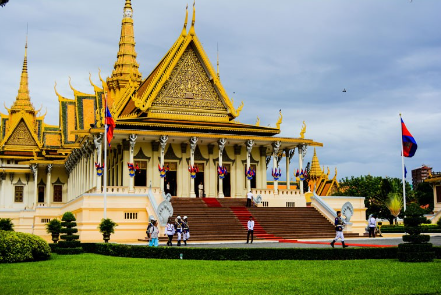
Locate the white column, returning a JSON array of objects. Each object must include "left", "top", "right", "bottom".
[
  {"left": 298, "top": 145, "right": 306, "bottom": 194},
  {"left": 208, "top": 144, "right": 215, "bottom": 197},
  {"left": 218, "top": 138, "right": 226, "bottom": 198},
  {"left": 272, "top": 141, "right": 281, "bottom": 195},
  {"left": 189, "top": 137, "right": 198, "bottom": 198},
  {"left": 94, "top": 135, "right": 103, "bottom": 193},
  {"left": 129, "top": 134, "right": 137, "bottom": 193},
  {"left": 285, "top": 148, "right": 294, "bottom": 190},
  {"left": 31, "top": 164, "right": 38, "bottom": 209},
  {"left": 46, "top": 164, "right": 52, "bottom": 207},
  {"left": 159, "top": 135, "right": 168, "bottom": 193},
  {"left": 246, "top": 140, "right": 254, "bottom": 193}
]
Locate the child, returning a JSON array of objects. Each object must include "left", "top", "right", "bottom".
[{"left": 149, "top": 220, "right": 159, "bottom": 247}]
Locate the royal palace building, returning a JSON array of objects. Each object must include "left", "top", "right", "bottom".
[{"left": 0, "top": 1, "right": 361, "bottom": 242}]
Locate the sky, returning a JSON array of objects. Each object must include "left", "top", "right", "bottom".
[{"left": 0, "top": 0, "right": 440, "bottom": 182}]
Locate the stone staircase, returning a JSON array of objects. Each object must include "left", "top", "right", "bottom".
[{"left": 164, "top": 197, "right": 359, "bottom": 242}]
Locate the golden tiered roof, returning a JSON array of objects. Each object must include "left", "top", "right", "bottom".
[
  {"left": 307, "top": 148, "right": 339, "bottom": 196},
  {"left": 11, "top": 38, "right": 34, "bottom": 114},
  {"left": 107, "top": 0, "right": 142, "bottom": 107}
]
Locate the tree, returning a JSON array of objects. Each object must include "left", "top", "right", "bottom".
[
  {"left": 333, "top": 175, "right": 413, "bottom": 223},
  {"left": 56, "top": 212, "right": 83, "bottom": 254},
  {"left": 0, "top": 218, "right": 14, "bottom": 231},
  {"left": 414, "top": 182, "right": 434, "bottom": 211},
  {"left": 0, "top": 0, "right": 10, "bottom": 7}
]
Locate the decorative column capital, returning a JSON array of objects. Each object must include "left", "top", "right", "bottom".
[
  {"left": 159, "top": 135, "right": 168, "bottom": 152},
  {"left": 272, "top": 141, "right": 281, "bottom": 155},
  {"left": 299, "top": 145, "right": 308, "bottom": 160},
  {"left": 286, "top": 148, "right": 295, "bottom": 164},
  {"left": 246, "top": 139, "right": 255, "bottom": 155},
  {"left": 93, "top": 134, "right": 102, "bottom": 150},
  {"left": 129, "top": 134, "right": 137, "bottom": 153},
  {"left": 30, "top": 164, "right": 38, "bottom": 180},
  {"left": 47, "top": 164, "right": 53, "bottom": 174},
  {"left": 218, "top": 138, "right": 226, "bottom": 156},
  {"left": 190, "top": 137, "right": 198, "bottom": 155}
]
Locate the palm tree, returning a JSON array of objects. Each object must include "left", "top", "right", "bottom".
[{"left": 386, "top": 193, "right": 403, "bottom": 225}]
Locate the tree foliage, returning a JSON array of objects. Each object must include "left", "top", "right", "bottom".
[{"left": 333, "top": 175, "right": 414, "bottom": 223}]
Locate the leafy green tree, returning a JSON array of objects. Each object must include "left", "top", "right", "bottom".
[
  {"left": 0, "top": 218, "right": 14, "bottom": 231},
  {"left": 414, "top": 182, "right": 434, "bottom": 211}
]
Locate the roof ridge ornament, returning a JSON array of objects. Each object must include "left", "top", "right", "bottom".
[
  {"left": 181, "top": 4, "right": 189, "bottom": 37},
  {"left": 189, "top": 1, "right": 196, "bottom": 36},
  {"left": 276, "top": 109, "right": 283, "bottom": 129}
]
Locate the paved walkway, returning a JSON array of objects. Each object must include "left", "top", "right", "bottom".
[{"left": 130, "top": 234, "right": 441, "bottom": 248}]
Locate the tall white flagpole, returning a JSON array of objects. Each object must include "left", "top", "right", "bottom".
[
  {"left": 103, "top": 92, "right": 108, "bottom": 219},
  {"left": 400, "top": 113, "right": 406, "bottom": 212}
]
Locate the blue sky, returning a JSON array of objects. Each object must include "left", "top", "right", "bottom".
[{"left": 0, "top": 0, "right": 440, "bottom": 181}]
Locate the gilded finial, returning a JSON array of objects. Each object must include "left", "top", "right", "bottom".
[
  {"left": 256, "top": 116, "right": 260, "bottom": 126},
  {"left": 189, "top": 1, "right": 196, "bottom": 36},
  {"left": 182, "top": 4, "right": 189, "bottom": 36},
  {"left": 276, "top": 109, "right": 283, "bottom": 129},
  {"left": 89, "top": 72, "right": 102, "bottom": 92},
  {"left": 300, "top": 120, "right": 306, "bottom": 139},
  {"left": 217, "top": 43, "right": 220, "bottom": 79}
]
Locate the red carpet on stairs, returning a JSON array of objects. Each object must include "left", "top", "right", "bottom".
[
  {"left": 202, "top": 198, "right": 222, "bottom": 207},
  {"left": 230, "top": 207, "right": 283, "bottom": 240}
]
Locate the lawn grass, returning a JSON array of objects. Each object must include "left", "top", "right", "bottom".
[{"left": 0, "top": 253, "right": 440, "bottom": 295}]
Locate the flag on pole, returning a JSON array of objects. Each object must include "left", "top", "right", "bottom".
[
  {"left": 105, "top": 94, "right": 115, "bottom": 147},
  {"left": 401, "top": 118, "right": 417, "bottom": 157}
]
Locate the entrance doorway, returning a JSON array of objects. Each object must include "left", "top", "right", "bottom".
[
  {"left": 217, "top": 163, "right": 231, "bottom": 197},
  {"left": 164, "top": 162, "right": 177, "bottom": 196},
  {"left": 38, "top": 186, "right": 45, "bottom": 203},
  {"left": 195, "top": 163, "right": 204, "bottom": 198},
  {"left": 134, "top": 160, "right": 147, "bottom": 186}
]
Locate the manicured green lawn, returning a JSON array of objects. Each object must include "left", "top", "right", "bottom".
[{"left": 1, "top": 254, "right": 440, "bottom": 295}]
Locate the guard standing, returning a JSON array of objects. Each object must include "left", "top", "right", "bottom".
[
  {"left": 330, "top": 211, "right": 348, "bottom": 248},
  {"left": 183, "top": 216, "right": 190, "bottom": 246},
  {"left": 175, "top": 216, "right": 183, "bottom": 246},
  {"left": 247, "top": 216, "right": 254, "bottom": 244}
]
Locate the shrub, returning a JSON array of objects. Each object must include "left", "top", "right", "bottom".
[
  {"left": 55, "top": 211, "right": 83, "bottom": 255},
  {"left": 98, "top": 218, "right": 118, "bottom": 243},
  {"left": 0, "top": 231, "right": 51, "bottom": 263},
  {"left": 0, "top": 218, "right": 14, "bottom": 231},
  {"left": 399, "top": 203, "right": 434, "bottom": 262}
]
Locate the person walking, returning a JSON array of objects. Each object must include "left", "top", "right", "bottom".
[
  {"left": 330, "top": 211, "right": 348, "bottom": 248},
  {"left": 146, "top": 217, "right": 155, "bottom": 241},
  {"left": 164, "top": 218, "right": 175, "bottom": 246},
  {"left": 148, "top": 220, "right": 159, "bottom": 247},
  {"left": 247, "top": 216, "right": 254, "bottom": 244},
  {"left": 246, "top": 191, "right": 253, "bottom": 207},
  {"left": 368, "top": 214, "right": 377, "bottom": 238},
  {"left": 183, "top": 216, "right": 190, "bottom": 245}
]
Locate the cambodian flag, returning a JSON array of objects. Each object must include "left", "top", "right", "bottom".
[
  {"left": 401, "top": 118, "right": 417, "bottom": 157},
  {"left": 105, "top": 97, "right": 115, "bottom": 147}
]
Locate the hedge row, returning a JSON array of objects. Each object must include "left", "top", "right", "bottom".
[
  {"left": 0, "top": 231, "right": 51, "bottom": 263},
  {"left": 46, "top": 243, "right": 441, "bottom": 261},
  {"left": 381, "top": 225, "right": 441, "bottom": 233}
]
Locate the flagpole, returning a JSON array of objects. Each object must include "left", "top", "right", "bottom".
[
  {"left": 400, "top": 113, "right": 406, "bottom": 212},
  {"left": 103, "top": 93, "right": 108, "bottom": 219}
]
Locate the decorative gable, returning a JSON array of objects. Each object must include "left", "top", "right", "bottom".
[
  {"left": 5, "top": 120, "right": 38, "bottom": 147},
  {"left": 151, "top": 46, "right": 227, "bottom": 113}
]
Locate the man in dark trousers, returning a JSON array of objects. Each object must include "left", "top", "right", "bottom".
[
  {"left": 330, "top": 211, "right": 348, "bottom": 248},
  {"left": 247, "top": 216, "right": 254, "bottom": 244}
]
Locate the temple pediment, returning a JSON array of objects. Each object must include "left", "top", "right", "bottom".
[{"left": 3, "top": 119, "right": 39, "bottom": 149}]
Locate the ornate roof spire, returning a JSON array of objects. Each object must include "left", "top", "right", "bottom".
[
  {"left": 108, "top": 0, "right": 142, "bottom": 93},
  {"left": 309, "top": 148, "right": 322, "bottom": 178},
  {"left": 217, "top": 43, "right": 220, "bottom": 79},
  {"left": 181, "top": 4, "right": 189, "bottom": 37},
  {"left": 189, "top": 1, "right": 196, "bottom": 36},
  {"left": 11, "top": 36, "right": 34, "bottom": 113}
]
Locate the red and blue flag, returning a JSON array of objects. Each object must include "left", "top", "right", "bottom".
[
  {"left": 401, "top": 118, "right": 417, "bottom": 158},
  {"left": 105, "top": 94, "right": 116, "bottom": 147}
]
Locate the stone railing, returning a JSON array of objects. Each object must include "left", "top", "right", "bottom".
[
  {"left": 252, "top": 188, "right": 301, "bottom": 196},
  {"left": 310, "top": 192, "right": 337, "bottom": 223},
  {"left": 101, "top": 186, "right": 150, "bottom": 194}
]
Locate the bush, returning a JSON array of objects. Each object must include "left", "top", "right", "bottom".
[
  {"left": 380, "top": 225, "right": 441, "bottom": 233},
  {"left": 0, "top": 218, "right": 14, "bottom": 231},
  {"left": 56, "top": 211, "right": 82, "bottom": 255},
  {"left": 0, "top": 231, "right": 51, "bottom": 263},
  {"left": 91, "top": 243, "right": 399, "bottom": 261}
]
